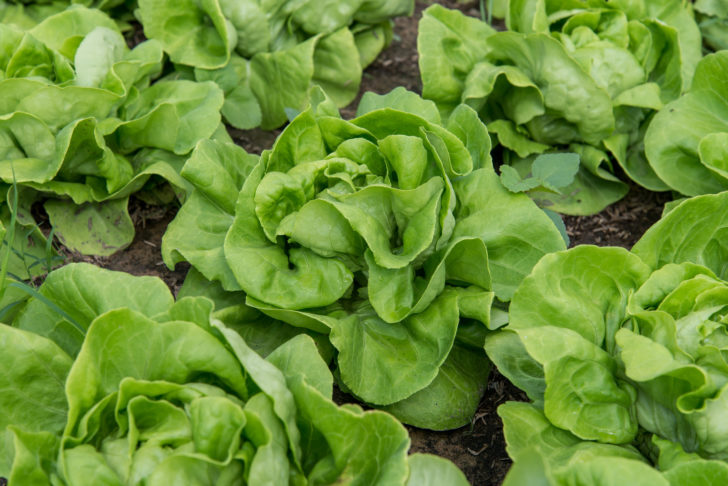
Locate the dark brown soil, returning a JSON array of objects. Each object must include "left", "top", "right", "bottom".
[
  {"left": 565, "top": 185, "right": 671, "bottom": 249},
  {"left": 44, "top": 2, "right": 670, "bottom": 485}
]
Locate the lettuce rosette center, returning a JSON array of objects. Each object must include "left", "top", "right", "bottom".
[{"left": 237, "top": 143, "right": 453, "bottom": 314}]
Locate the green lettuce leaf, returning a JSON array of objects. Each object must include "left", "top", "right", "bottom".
[{"left": 14, "top": 262, "right": 173, "bottom": 356}]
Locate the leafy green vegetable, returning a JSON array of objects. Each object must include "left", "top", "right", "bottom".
[
  {"left": 138, "top": 0, "right": 414, "bottom": 129},
  {"left": 418, "top": 2, "right": 703, "bottom": 214},
  {"left": 644, "top": 51, "right": 728, "bottom": 196},
  {"left": 0, "top": 262, "right": 469, "bottom": 484},
  {"left": 163, "top": 87, "right": 566, "bottom": 428},
  {"left": 487, "top": 191, "right": 728, "bottom": 481},
  {"left": 0, "top": 6, "right": 225, "bottom": 256}
]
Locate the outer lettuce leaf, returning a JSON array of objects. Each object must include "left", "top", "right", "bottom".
[
  {"left": 405, "top": 453, "right": 470, "bottom": 486},
  {"left": 207, "top": 290, "right": 337, "bottom": 364},
  {"left": 136, "top": 0, "right": 233, "bottom": 69},
  {"left": 328, "top": 291, "right": 460, "bottom": 406},
  {"left": 106, "top": 80, "right": 224, "bottom": 155},
  {"left": 270, "top": 337, "right": 411, "bottom": 485},
  {"left": 311, "top": 27, "right": 362, "bottom": 106},
  {"left": 357, "top": 87, "right": 442, "bottom": 124},
  {"left": 44, "top": 197, "right": 135, "bottom": 256},
  {"left": 451, "top": 166, "right": 567, "bottom": 299},
  {"left": 247, "top": 37, "right": 318, "bottom": 130},
  {"left": 353, "top": 21, "right": 394, "bottom": 68},
  {"left": 162, "top": 140, "right": 259, "bottom": 291},
  {"left": 0, "top": 326, "right": 71, "bottom": 439},
  {"left": 654, "top": 436, "right": 728, "bottom": 485},
  {"left": 0, "top": 195, "right": 58, "bottom": 282},
  {"left": 483, "top": 330, "right": 545, "bottom": 404},
  {"left": 164, "top": 88, "right": 566, "bottom": 427},
  {"left": 13, "top": 262, "right": 173, "bottom": 356},
  {"left": 382, "top": 343, "right": 491, "bottom": 430}
]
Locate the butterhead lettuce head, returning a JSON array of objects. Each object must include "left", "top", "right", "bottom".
[{"left": 163, "top": 87, "right": 567, "bottom": 429}]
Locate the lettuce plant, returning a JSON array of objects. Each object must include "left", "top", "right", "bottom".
[
  {"left": 0, "top": 263, "right": 470, "bottom": 485},
  {"left": 486, "top": 191, "right": 728, "bottom": 481},
  {"left": 137, "top": 0, "right": 413, "bottom": 130},
  {"left": 645, "top": 51, "right": 728, "bottom": 197},
  {"left": 0, "top": 6, "right": 227, "bottom": 256},
  {"left": 418, "top": 2, "right": 702, "bottom": 214},
  {"left": 162, "top": 88, "right": 566, "bottom": 429}
]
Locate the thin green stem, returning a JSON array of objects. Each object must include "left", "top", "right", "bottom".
[{"left": 0, "top": 165, "right": 18, "bottom": 302}]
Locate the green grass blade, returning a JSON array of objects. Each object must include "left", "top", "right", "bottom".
[
  {"left": 8, "top": 281, "right": 85, "bottom": 335},
  {"left": 0, "top": 167, "right": 19, "bottom": 301}
]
